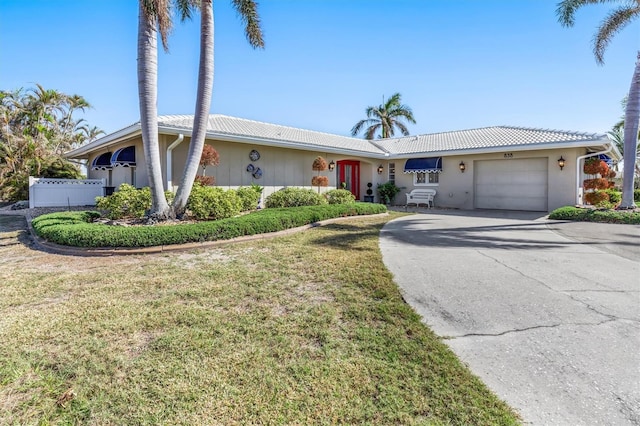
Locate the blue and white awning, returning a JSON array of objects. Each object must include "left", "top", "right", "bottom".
[
  {"left": 598, "top": 154, "right": 614, "bottom": 166},
  {"left": 404, "top": 157, "right": 442, "bottom": 173},
  {"left": 111, "top": 146, "right": 136, "bottom": 167},
  {"left": 91, "top": 152, "right": 113, "bottom": 170}
]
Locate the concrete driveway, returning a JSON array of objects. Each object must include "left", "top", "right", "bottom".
[{"left": 380, "top": 210, "right": 639, "bottom": 425}]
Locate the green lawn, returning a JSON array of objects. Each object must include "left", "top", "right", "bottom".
[{"left": 0, "top": 213, "right": 520, "bottom": 425}]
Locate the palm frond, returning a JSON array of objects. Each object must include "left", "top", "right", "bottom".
[
  {"left": 351, "top": 118, "right": 378, "bottom": 136},
  {"left": 556, "top": 0, "right": 604, "bottom": 27},
  {"left": 593, "top": 4, "right": 640, "bottom": 63},
  {"left": 141, "top": 0, "right": 173, "bottom": 51},
  {"left": 231, "top": 0, "right": 265, "bottom": 49},
  {"left": 365, "top": 123, "right": 381, "bottom": 140}
]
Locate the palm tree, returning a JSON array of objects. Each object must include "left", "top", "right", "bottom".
[
  {"left": 351, "top": 93, "right": 416, "bottom": 139},
  {"left": 138, "top": 0, "right": 264, "bottom": 219},
  {"left": 558, "top": 0, "right": 640, "bottom": 209},
  {"left": 172, "top": 0, "right": 264, "bottom": 216}
]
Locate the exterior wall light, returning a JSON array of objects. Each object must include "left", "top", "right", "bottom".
[
  {"left": 328, "top": 160, "right": 335, "bottom": 171},
  {"left": 558, "top": 156, "right": 565, "bottom": 170},
  {"left": 459, "top": 161, "right": 466, "bottom": 173},
  {"left": 377, "top": 164, "right": 384, "bottom": 174}
]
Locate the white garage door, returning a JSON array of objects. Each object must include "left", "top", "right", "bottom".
[{"left": 474, "top": 158, "right": 548, "bottom": 211}]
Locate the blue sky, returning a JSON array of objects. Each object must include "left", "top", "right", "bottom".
[{"left": 1, "top": 0, "right": 638, "bottom": 137}]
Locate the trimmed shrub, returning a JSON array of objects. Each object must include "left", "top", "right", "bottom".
[
  {"left": 603, "top": 189, "right": 622, "bottom": 206},
  {"left": 236, "top": 186, "right": 262, "bottom": 211},
  {"left": 31, "top": 203, "right": 388, "bottom": 248},
  {"left": 194, "top": 175, "right": 215, "bottom": 186},
  {"left": 324, "top": 189, "right": 356, "bottom": 204},
  {"left": 312, "top": 156, "right": 328, "bottom": 171},
  {"left": 549, "top": 206, "right": 640, "bottom": 224},
  {"left": 95, "top": 184, "right": 175, "bottom": 219},
  {"left": 583, "top": 158, "right": 608, "bottom": 175},
  {"left": 584, "top": 190, "right": 609, "bottom": 206},
  {"left": 265, "top": 187, "right": 326, "bottom": 208},
  {"left": 185, "top": 183, "right": 242, "bottom": 220},
  {"left": 95, "top": 184, "right": 151, "bottom": 219},
  {"left": 583, "top": 178, "right": 610, "bottom": 190},
  {"left": 311, "top": 176, "right": 329, "bottom": 187},
  {"left": 377, "top": 182, "right": 401, "bottom": 205}
]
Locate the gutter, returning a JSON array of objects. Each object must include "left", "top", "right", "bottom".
[
  {"left": 575, "top": 144, "right": 613, "bottom": 205},
  {"left": 166, "top": 133, "right": 184, "bottom": 191}
]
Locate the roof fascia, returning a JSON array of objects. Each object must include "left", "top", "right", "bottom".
[
  {"left": 386, "top": 138, "right": 613, "bottom": 159},
  {"left": 64, "top": 124, "right": 142, "bottom": 158},
  {"left": 157, "top": 125, "right": 391, "bottom": 158}
]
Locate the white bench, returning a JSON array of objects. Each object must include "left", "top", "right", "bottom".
[{"left": 406, "top": 188, "right": 436, "bottom": 209}]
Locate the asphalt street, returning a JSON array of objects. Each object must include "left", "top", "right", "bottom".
[{"left": 380, "top": 210, "right": 639, "bottom": 425}]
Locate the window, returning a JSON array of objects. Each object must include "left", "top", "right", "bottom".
[
  {"left": 388, "top": 162, "right": 395, "bottom": 184},
  {"left": 415, "top": 172, "right": 439, "bottom": 185}
]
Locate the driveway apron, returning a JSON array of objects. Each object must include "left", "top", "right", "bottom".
[{"left": 380, "top": 210, "right": 640, "bottom": 425}]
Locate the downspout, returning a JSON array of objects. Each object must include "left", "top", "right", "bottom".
[
  {"left": 575, "top": 144, "right": 613, "bottom": 205},
  {"left": 166, "top": 133, "right": 184, "bottom": 191}
]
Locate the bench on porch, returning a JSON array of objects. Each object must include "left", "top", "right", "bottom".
[{"left": 405, "top": 188, "right": 436, "bottom": 209}]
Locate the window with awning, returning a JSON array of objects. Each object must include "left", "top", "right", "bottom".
[
  {"left": 110, "top": 146, "right": 136, "bottom": 167},
  {"left": 91, "top": 152, "right": 113, "bottom": 170},
  {"left": 403, "top": 157, "right": 443, "bottom": 174}
]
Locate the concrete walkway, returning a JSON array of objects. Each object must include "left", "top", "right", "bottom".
[{"left": 380, "top": 210, "right": 640, "bottom": 425}]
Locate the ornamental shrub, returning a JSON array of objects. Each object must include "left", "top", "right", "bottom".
[
  {"left": 312, "top": 156, "right": 328, "bottom": 171},
  {"left": 635, "top": 189, "right": 640, "bottom": 203},
  {"left": 583, "top": 158, "right": 608, "bottom": 175},
  {"left": 265, "top": 187, "right": 326, "bottom": 208},
  {"left": 185, "top": 183, "right": 242, "bottom": 220},
  {"left": 583, "top": 178, "right": 610, "bottom": 190},
  {"left": 584, "top": 190, "right": 609, "bottom": 206},
  {"left": 236, "top": 186, "right": 262, "bottom": 211},
  {"left": 603, "top": 189, "right": 622, "bottom": 206},
  {"left": 324, "top": 189, "right": 356, "bottom": 204},
  {"left": 311, "top": 176, "right": 329, "bottom": 187},
  {"left": 95, "top": 184, "right": 175, "bottom": 219},
  {"left": 194, "top": 175, "right": 215, "bottom": 186},
  {"left": 95, "top": 184, "right": 150, "bottom": 219},
  {"left": 377, "top": 181, "right": 401, "bottom": 205}
]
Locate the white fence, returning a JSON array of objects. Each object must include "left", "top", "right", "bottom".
[{"left": 29, "top": 177, "right": 106, "bottom": 208}]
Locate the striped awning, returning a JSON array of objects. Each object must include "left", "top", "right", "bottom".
[
  {"left": 111, "top": 146, "right": 136, "bottom": 167},
  {"left": 404, "top": 157, "right": 442, "bottom": 173},
  {"left": 91, "top": 152, "right": 113, "bottom": 170}
]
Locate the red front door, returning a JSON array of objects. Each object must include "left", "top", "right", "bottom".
[{"left": 337, "top": 160, "right": 360, "bottom": 200}]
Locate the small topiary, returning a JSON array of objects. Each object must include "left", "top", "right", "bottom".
[
  {"left": 324, "top": 189, "right": 356, "bottom": 204},
  {"left": 311, "top": 176, "right": 329, "bottom": 187},
  {"left": 584, "top": 190, "right": 610, "bottom": 207},
  {"left": 583, "top": 178, "right": 610, "bottom": 190},
  {"left": 265, "top": 187, "right": 326, "bottom": 208}
]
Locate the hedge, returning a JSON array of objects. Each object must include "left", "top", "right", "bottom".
[
  {"left": 31, "top": 203, "right": 387, "bottom": 248},
  {"left": 548, "top": 206, "right": 640, "bottom": 224}
]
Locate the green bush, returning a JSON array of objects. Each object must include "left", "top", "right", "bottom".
[
  {"left": 95, "top": 184, "right": 151, "bottom": 219},
  {"left": 265, "top": 187, "right": 326, "bottom": 208},
  {"left": 549, "top": 206, "right": 640, "bottom": 224},
  {"left": 31, "top": 203, "right": 388, "bottom": 248},
  {"left": 185, "top": 184, "right": 242, "bottom": 220},
  {"left": 236, "top": 186, "right": 262, "bottom": 211},
  {"left": 324, "top": 189, "right": 356, "bottom": 204},
  {"left": 377, "top": 182, "right": 401, "bottom": 205},
  {"left": 635, "top": 189, "right": 640, "bottom": 203},
  {"left": 95, "top": 184, "right": 175, "bottom": 219},
  {"left": 603, "top": 189, "right": 621, "bottom": 206}
]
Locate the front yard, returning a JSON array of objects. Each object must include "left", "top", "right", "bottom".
[{"left": 0, "top": 213, "right": 519, "bottom": 424}]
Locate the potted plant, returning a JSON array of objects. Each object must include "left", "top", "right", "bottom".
[{"left": 377, "top": 181, "right": 401, "bottom": 205}]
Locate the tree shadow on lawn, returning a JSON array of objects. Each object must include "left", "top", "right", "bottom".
[
  {"left": 308, "top": 222, "right": 382, "bottom": 252},
  {"left": 0, "top": 215, "right": 33, "bottom": 248}
]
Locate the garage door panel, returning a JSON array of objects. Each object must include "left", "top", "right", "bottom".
[{"left": 474, "top": 159, "right": 548, "bottom": 211}]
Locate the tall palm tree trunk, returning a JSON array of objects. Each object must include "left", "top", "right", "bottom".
[
  {"left": 172, "top": 0, "right": 214, "bottom": 216},
  {"left": 620, "top": 52, "right": 640, "bottom": 209},
  {"left": 138, "top": 2, "right": 171, "bottom": 218}
]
